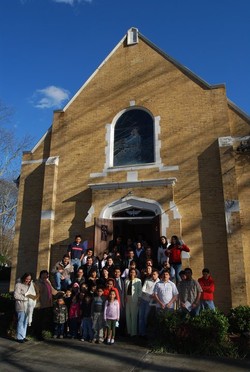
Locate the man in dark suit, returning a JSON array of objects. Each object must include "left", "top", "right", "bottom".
[
  {"left": 134, "top": 242, "right": 146, "bottom": 271},
  {"left": 108, "top": 236, "right": 126, "bottom": 259},
  {"left": 81, "top": 256, "right": 96, "bottom": 279},
  {"left": 123, "top": 249, "right": 135, "bottom": 270},
  {"left": 113, "top": 267, "right": 126, "bottom": 336}
]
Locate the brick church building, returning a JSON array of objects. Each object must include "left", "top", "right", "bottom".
[{"left": 11, "top": 28, "right": 250, "bottom": 311}]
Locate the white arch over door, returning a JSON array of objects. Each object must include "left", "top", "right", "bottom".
[{"left": 100, "top": 196, "right": 169, "bottom": 235}]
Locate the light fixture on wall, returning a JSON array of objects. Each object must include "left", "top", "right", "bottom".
[{"left": 236, "top": 138, "right": 250, "bottom": 153}]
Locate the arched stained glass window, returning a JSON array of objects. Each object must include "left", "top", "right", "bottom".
[{"left": 113, "top": 109, "right": 154, "bottom": 167}]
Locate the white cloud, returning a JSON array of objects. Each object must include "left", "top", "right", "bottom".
[
  {"left": 52, "top": 0, "right": 92, "bottom": 5},
  {"left": 32, "top": 86, "right": 70, "bottom": 109}
]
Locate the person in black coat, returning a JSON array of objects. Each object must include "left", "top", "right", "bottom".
[
  {"left": 134, "top": 242, "right": 146, "bottom": 271},
  {"left": 113, "top": 267, "right": 126, "bottom": 336}
]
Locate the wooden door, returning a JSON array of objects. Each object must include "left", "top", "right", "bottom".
[
  {"left": 94, "top": 218, "right": 113, "bottom": 259},
  {"left": 151, "top": 214, "right": 160, "bottom": 248}
]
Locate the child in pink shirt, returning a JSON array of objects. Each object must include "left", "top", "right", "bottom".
[{"left": 104, "top": 289, "right": 119, "bottom": 345}]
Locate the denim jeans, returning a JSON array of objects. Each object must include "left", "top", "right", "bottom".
[
  {"left": 138, "top": 299, "right": 151, "bottom": 336},
  {"left": 71, "top": 258, "right": 81, "bottom": 274},
  {"left": 16, "top": 311, "right": 28, "bottom": 340},
  {"left": 54, "top": 323, "right": 65, "bottom": 337},
  {"left": 69, "top": 318, "right": 79, "bottom": 338},
  {"left": 54, "top": 272, "right": 72, "bottom": 290},
  {"left": 81, "top": 317, "right": 94, "bottom": 340},
  {"left": 200, "top": 300, "right": 215, "bottom": 311},
  {"left": 190, "top": 305, "right": 200, "bottom": 317},
  {"left": 180, "top": 305, "right": 200, "bottom": 317},
  {"left": 92, "top": 312, "right": 104, "bottom": 340},
  {"left": 170, "top": 263, "right": 182, "bottom": 284}
]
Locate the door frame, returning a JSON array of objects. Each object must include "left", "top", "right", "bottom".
[{"left": 99, "top": 195, "right": 168, "bottom": 236}]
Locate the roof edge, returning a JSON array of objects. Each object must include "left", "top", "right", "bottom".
[
  {"left": 31, "top": 27, "right": 249, "bottom": 149},
  {"left": 30, "top": 126, "right": 52, "bottom": 154},
  {"left": 138, "top": 31, "right": 225, "bottom": 90},
  {"left": 62, "top": 33, "right": 127, "bottom": 112},
  {"left": 227, "top": 99, "right": 250, "bottom": 123}
]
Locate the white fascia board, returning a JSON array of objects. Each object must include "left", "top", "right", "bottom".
[
  {"left": 30, "top": 126, "right": 52, "bottom": 154},
  {"left": 62, "top": 35, "right": 127, "bottom": 112}
]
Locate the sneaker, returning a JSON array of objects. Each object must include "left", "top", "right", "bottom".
[
  {"left": 53, "top": 335, "right": 57, "bottom": 339},
  {"left": 59, "top": 335, "right": 63, "bottom": 339},
  {"left": 80, "top": 338, "right": 85, "bottom": 342},
  {"left": 16, "top": 339, "right": 25, "bottom": 344},
  {"left": 106, "top": 338, "right": 111, "bottom": 345},
  {"left": 110, "top": 339, "right": 114, "bottom": 344}
]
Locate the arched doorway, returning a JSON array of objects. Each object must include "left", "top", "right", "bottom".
[
  {"left": 94, "top": 196, "right": 166, "bottom": 259},
  {"left": 112, "top": 207, "right": 159, "bottom": 251}
]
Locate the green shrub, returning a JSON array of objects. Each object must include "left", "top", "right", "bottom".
[
  {"left": 0, "top": 293, "right": 16, "bottom": 338},
  {"left": 151, "top": 310, "right": 191, "bottom": 353},
  {"left": 228, "top": 306, "right": 250, "bottom": 334},
  {"left": 188, "top": 310, "right": 236, "bottom": 357},
  {"left": 0, "top": 292, "right": 13, "bottom": 300},
  {"left": 191, "top": 309, "right": 229, "bottom": 343},
  {"left": 42, "top": 330, "right": 53, "bottom": 339},
  {"left": 0, "top": 293, "right": 15, "bottom": 315},
  {"left": 151, "top": 309, "right": 238, "bottom": 358}
]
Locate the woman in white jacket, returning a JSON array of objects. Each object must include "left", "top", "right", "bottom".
[
  {"left": 14, "top": 273, "right": 35, "bottom": 343},
  {"left": 125, "top": 268, "right": 142, "bottom": 336}
]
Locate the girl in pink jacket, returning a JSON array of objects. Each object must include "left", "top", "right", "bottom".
[{"left": 104, "top": 290, "right": 120, "bottom": 345}]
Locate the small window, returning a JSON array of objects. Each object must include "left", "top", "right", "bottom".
[
  {"left": 113, "top": 109, "right": 154, "bottom": 167},
  {"left": 127, "top": 28, "right": 139, "bottom": 45}
]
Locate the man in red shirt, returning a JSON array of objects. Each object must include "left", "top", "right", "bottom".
[{"left": 198, "top": 268, "right": 215, "bottom": 311}]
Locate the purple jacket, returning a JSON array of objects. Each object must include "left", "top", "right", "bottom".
[{"left": 104, "top": 300, "right": 119, "bottom": 320}]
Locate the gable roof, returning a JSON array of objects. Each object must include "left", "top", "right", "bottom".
[
  {"left": 60, "top": 28, "right": 224, "bottom": 113},
  {"left": 31, "top": 27, "right": 248, "bottom": 153},
  {"left": 139, "top": 31, "right": 225, "bottom": 91},
  {"left": 56, "top": 28, "right": 249, "bottom": 123}
]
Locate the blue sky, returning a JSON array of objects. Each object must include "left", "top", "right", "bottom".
[{"left": 1, "top": 0, "right": 250, "bottom": 151}]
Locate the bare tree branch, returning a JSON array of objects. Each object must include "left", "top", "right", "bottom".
[{"left": 0, "top": 100, "right": 33, "bottom": 265}]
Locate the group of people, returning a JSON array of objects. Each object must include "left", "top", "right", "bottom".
[{"left": 13, "top": 234, "right": 215, "bottom": 344}]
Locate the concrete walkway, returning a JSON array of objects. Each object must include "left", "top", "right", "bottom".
[{"left": 0, "top": 336, "right": 249, "bottom": 372}]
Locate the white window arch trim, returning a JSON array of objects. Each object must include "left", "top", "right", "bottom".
[{"left": 105, "top": 106, "right": 159, "bottom": 169}]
